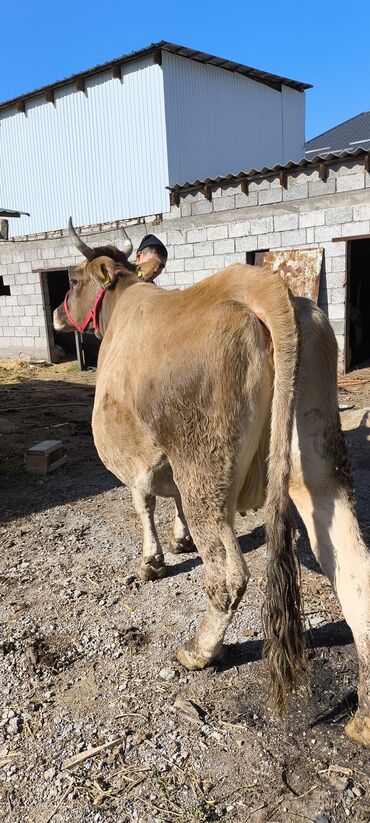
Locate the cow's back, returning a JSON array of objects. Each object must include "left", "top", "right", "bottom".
[{"left": 92, "top": 277, "right": 274, "bottom": 501}]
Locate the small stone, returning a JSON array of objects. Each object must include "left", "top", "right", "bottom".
[
  {"left": 159, "top": 668, "right": 176, "bottom": 681},
  {"left": 352, "top": 786, "right": 364, "bottom": 798},
  {"left": 44, "top": 766, "right": 56, "bottom": 780},
  {"left": 7, "top": 718, "right": 20, "bottom": 735},
  {"left": 123, "top": 575, "right": 136, "bottom": 586},
  {"left": 327, "top": 773, "right": 349, "bottom": 792}
]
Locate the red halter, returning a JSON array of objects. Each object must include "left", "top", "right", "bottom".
[{"left": 63, "top": 286, "right": 106, "bottom": 335}]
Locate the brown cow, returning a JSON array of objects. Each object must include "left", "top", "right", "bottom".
[{"left": 53, "top": 220, "right": 370, "bottom": 747}]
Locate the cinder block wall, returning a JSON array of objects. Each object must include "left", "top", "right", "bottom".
[{"left": 1, "top": 158, "right": 369, "bottom": 364}]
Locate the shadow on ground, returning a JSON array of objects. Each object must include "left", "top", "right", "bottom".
[{"left": 0, "top": 379, "right": 120, "bottom": 523}]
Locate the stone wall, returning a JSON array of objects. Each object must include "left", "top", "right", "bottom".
[{"left": 1, "top": 157, "right": 369, "bottom": 364}]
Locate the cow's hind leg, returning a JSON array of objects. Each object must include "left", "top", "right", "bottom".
[
  {"left": 169, "top": 496, "right": 196, "bottom": 554},
  {"left": 291, "top": 481, "right": 370, "bottom": 747},
  {"left": 131, "top": 489, "right": 166, "bottom": 581},
  {"left": 291, "top": 300, "right": 370, "bottom": 746},
  {"left": 290, "top": 416, "right": 370, "bottom": 751},
  {"left": 176, "top": 515, "right": 249, "bottom": 669}
]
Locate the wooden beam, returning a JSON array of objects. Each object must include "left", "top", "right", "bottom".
[
  {"left": 333, "top": 233, "right": 370, "bottom": 242},
  {"left": 170, "top": 190, "right": 180, "bottom": 207},
  {"left": 153, "top": 49, "right": 162, "bottom": 66},
  {"left": 16, "top": 99, "right": 25, "bottom": 113},
  {"left": 318, "top": 163, "right": 327, "bottom": 181},
  {"left": 203, "top": 185, "right": 212, "bottom": 201},
  {"left": 45, "top": 89, "right": 54, "bottom": 104},
  {"left": 75, "top": 77, "right": 85, "bottom": 93},
  {"left": 364, "top": 154, "right": 370, "bottom": 173},
  {"left": 111, "top": 65, "right": 121, "bottom": 80},
  {"left": 279, "top": 170, "right": 287, "bottom": 189},
  {"left": 240, "top": 178, "right": 248, "bottom": 195}
]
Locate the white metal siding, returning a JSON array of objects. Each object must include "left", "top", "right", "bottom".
[
  {"left": 281, "top": 85, "right": 305, "bottom": 163},
  {"left": 0, "top": 57, "right": 169, "bottom": 237},
  {"left": 162, "top": 52, "right": 305, "bottom": 185}
]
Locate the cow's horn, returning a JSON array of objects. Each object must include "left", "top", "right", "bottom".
[
  {"left": 68, "top": 217, "right": 95, "bottom": 260},
  {"left": 120, "top": 227, "right": 133, "bottom": 258}
]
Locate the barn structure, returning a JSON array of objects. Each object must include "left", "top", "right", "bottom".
[
  {"left": 0, "top": 42, "right": 369, "bottom": 371},
  {"left": 0, "top": 41, "right": 308, "bottom": 238}
]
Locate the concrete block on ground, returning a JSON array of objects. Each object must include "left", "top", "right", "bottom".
[{"left": 25, "top": 440, "right": 67, "bottom": 475}]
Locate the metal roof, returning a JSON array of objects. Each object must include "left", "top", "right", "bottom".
[
  {"left": 305, "top": 111, "right": 370, "bottom": 156},
  {"left": 0, "top": 41, "right": 311, "bottom": 111},
  {"left": 169, "top": 147, "right": 368, "bottom": 191},
  {"left": 0, "top": 208, "right": 30, "bottom": 218}
]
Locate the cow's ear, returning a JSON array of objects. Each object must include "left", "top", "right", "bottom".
[{"left": 90, "top": 257, "right": 119, "bottom": 287}]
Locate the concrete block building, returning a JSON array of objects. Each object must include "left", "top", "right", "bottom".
[{"left": 1, "top": 148, "right": 370, "bottom": 371}]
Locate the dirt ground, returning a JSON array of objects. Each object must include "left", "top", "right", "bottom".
[{"left": 0, "top": 358, "right": 369, "bottom": 823}]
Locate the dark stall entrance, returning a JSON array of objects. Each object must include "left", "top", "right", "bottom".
[
  {"left": 346, "top": 238, "right": 370, "bottom": 371},
  {"left": 40, "top": 268, "right": 100, "bottom": 368}
]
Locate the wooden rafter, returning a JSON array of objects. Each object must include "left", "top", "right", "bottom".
[
  {"left": 279, "top": 170, "right": 287, "bottom": 189},
  {"left": 171, "top": 190, "right": 180, "bottom": 207}
]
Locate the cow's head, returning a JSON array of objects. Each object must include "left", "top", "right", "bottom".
[{"left": 53, "top": 218, "right": 137, "bottom": 336}]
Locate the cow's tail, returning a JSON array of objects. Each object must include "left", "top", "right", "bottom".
[{"left": 246, "top": 268, "right": 307, "bottom": 715}]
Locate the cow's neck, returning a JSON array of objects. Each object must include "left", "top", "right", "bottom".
[{"left": 96, "top": 275, "right": 139, "bottom": 336}]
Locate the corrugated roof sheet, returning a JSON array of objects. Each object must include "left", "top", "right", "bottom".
[
  {"left": 0, "top": 208, "right": 30, "bottom": 217},
  {"left": 169, "top": 147, "right": 368, "bottom": 191},
  {"left": 305, "top": 111, "right": 370, "bottom": 155},
  {"left": 0, "top": 41, "right": 311, "bottom": 111}
]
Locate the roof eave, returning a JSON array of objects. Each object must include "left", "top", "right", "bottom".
[
  {"left": 0, "top": 208, "right": 30, "bottom": 218},
  {"left": 0, "top": 40, "right": 311, "bottom": 112},
  {"left": 168, "top": 147, "right": 369, "bottom": 192}
]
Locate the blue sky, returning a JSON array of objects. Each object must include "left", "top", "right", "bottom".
[{"left": 1, "top": 0, "right": 366, "bottom": 140}]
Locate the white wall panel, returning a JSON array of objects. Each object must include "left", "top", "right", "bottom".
[
  {"left": 0, "top": 57, "right": 169, "bottom": 237},
  {"left": 281, "top": 85, "right": 305, "bottom": 163},
  {"left": 162, "top": 52, "right": 305, "bottom": 185}
]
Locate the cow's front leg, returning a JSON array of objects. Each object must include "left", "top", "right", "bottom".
[
  {"left": 131, "top": 489, "right": 166, "bottom": 581},
  {"left": 169, "top": 496, "right": 196, "bottom": 554}
]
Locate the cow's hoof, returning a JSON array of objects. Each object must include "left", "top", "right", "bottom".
[
  {"left": 176, "top": 643, "right": 224, "bottom": 671},
  {"left": 345, "top": 713, "right": 370, "bottom": 748},
  {"left": 139, "top": 559, "right": 167, "bottom": 582},
  {"left": 169, "top": 535, "right": 196, "bottom": 554}
]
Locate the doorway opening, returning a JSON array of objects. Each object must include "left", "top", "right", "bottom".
[
  {"left": 41, "top": 269, "right": 77, "bottom": 363},
  {"left": 246, "top": 250, "right": 269, "bottom": 266},
  {"left": 347, "top": 239, "right": 370, "bottom": 370},
  {"left": 40, "top": 268, "right": 100, "bottom": 367}
]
